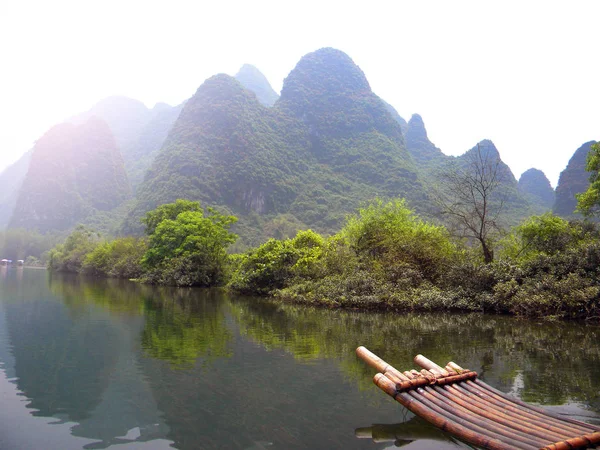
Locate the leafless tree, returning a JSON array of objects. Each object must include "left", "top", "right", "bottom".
[{"left": 435, "top": 143, "right": 506, "bottom": 263}]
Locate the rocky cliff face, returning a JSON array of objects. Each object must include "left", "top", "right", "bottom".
[
  {"left": 10, "top": 118, "right": 130, "bottom": 232},
  {"left": 554, "top": 141, "right": 596, "bottom": 217},
  {"left": 518, "top": 168, "right": 554, "bottom": 211}
]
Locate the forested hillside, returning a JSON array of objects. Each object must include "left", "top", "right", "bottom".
[
  {"left": 2, "top": 47, "right": 574, "bottom": 244},
  {"left": 125, "top": 48, "right": 427, "bottom": 245},
  {"left": 10, "top": 118, "right": 131, "bottom": 232}
]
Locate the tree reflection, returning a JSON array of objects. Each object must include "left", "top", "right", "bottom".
[
  {"left": 141, "top": 288, "right": 233, "bottom": 368},
  {"left": 228, "top": 296, "right": 600, "bottom": 411}
]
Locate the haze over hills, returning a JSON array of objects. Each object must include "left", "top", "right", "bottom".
[
  {"left": 10, "top": 118, "right": 130, "bottom": 233},
  {"left": 70, "top": 96, "right": 183, "bottom": 191},
  {"left": 3, "top": 47, "right": 596, "bottom": 241},
  {"left": 234, "top": 64, "right": 279, "bottom": 107},
  {"left": 0, "top": 150, "right": 33, "bottom": 229}
]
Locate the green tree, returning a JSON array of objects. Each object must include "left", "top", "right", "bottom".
[
  {"left": 47, "top": 225, "right": 100, "bottom": 272},
  {"left": 576, "top": 142, "right": 600, "bottom": 216},
  {"left": 141, "top": 199, "right": 203, "bottom": 235},
  {"left": 142, "top": 203, "right": 238, "bottom": 287}
]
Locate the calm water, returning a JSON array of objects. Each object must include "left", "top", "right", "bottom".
[{"left": 0, "top": 268, "right": 599, "bottom": 450}]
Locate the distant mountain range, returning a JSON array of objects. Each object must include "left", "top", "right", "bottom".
[{"left": 1, "top": 47, "right": 596, "bottom": 240}]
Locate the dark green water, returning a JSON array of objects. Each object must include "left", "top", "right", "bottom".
[{"left": 0, "top": 268, "right": 599, "bottom": 450}]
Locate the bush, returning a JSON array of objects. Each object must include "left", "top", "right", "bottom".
[
  {"left": 341, "top": 199, "right": 456, "bottom": 281},
  {"left": 141, "top": 205, "right": 238, "bottom": 287},
  {"left": 48, "top": 226, "right": 100, "bottom": 273},
  {"left": 82, "top": 237, "right": 146, "bottom": 279},
  {"left": 229, "top": 230, "right": 326, "bottom": 295}
]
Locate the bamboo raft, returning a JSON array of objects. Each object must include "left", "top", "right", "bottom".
[{"left": 356, "top": 346, "right": 600, "bottom": 450}]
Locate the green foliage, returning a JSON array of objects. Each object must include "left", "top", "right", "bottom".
[
  {"left": 48, "top": 226, "right": 100, "bottom": 273},
  {"left": 230, "top": 199, "right": 600, "bottom": 321},
  {"left": 576, "top": 142, "right": 600, "bottom": 216},
  {"left": 141, "top": 199, "right": 202, "bottom": 236},
  {"left": 231, "top": 199, "right": 461, "bottom": 311},
  {"left": 499, "top": 214, "right": 599, "bottom": 260},
  {"left": 492, "top": 242, "right": 600, "bottom": 320},
  {"left": 342, "top": 199, "right": 455, "bottom": 277},
  {"left": 229, "top": 230, "right": 326, "bottom": 295},
  {"left": 82, "top": 237, "right": 146, "bottom": 279},
  {"left": 141, "top": 204, "right": 238, "bottom": 287}
]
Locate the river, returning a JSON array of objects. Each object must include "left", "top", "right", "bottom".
[{"left": 0, "top": 267, "right": 598, "bottom": 449}]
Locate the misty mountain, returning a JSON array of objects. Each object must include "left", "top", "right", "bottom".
[
  {"left": 0, "top": 150, "right": 32, "bottom": 229},
  {"left": 554, "top": 141, "right": 597, "bottom": 217},
  {"left": 518, "top": 168, "right": 554, "bottom": 211},
  {"left": 70, "top": 96, "right": 181, "bottom": 191},
  {"left": 10, "top": 118, "right": 131, "bottom": 232},
  {"left": 125, "top": 48, "right": 426, "bottom": 244},
  {"left": 234, "top": 64, "right": 279, "bottom": 107}
]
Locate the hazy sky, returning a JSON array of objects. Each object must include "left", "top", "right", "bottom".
[{"left": 1, "top": 0, "right": 598, "bottom": 186}]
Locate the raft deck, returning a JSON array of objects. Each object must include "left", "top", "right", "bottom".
[{"left": 356, "top": 346, "right": 600, "bottom": 450}]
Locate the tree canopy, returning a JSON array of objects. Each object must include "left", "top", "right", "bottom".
[{"left": 576, "top": 142, "right": 600, "bottom": 216}]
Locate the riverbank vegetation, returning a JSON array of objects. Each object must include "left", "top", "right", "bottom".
[{"left": 45, "top": 198, "right": 600, "bottom": 321}]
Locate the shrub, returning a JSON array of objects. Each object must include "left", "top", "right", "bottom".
[
  {"left": 48, "top": 226, "right": 100, "bottom": 273},
  {"left": 141, "top": 205, "right": 238, "bottom": 287},
  {"left": 83, "top": 237, "right": 146, "bottom": 279},
  {"left": 229, "top": 230, "right": 326, "bottom": 295}
]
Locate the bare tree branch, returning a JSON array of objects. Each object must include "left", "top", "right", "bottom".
[{"left": 433, "top": 143, "right": 506, "bottom": 263}]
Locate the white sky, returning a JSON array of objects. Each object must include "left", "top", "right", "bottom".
[{"left": 0, "top": 0, "right": 598, "bottom": 186}]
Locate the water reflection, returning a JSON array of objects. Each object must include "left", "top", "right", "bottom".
[
  {"left": 1, "top": 271, "right": 172, "bottom": 448},
  {"left": 0, "top": 269, "right": 598, "bottom": 450},
  {"left": 227, "top": 296, "right": 600, "bottom": 414},
  {"left": 141, "top": 288, "right": 233, "bottom": 368},
  {"left": 355, "top": 417, "right": 465, "bottom": 447}
]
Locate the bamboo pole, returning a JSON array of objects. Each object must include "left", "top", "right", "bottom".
[
  {"left": 461, "top": 381, "right": 596, "bottom": 436},
  {"left": 541, "top": 431, "right": 600, "bottom": 450},
  {"left": 416, "top": 385, "right": 544, "bottom": 448},
  {"left": 414, "top": 354, "right": 450, "bottom": 377},
  {"left": 472, "top": 379, "right": 599, "bottom": 433},
  {"left": 449, "top": 360, "right": 598, "bottom": 433},
  {"left": 440, "top": 384, "right": 574, "bottom": 441},
  {"left": 429, "top": 385, "right": 565, "bottom": 444},
  {"left": 444, "top": 359, "right": 598, "bottom": 434},
  {"left": 372, "top": 373, "right": 520, "bottom": 450}
]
